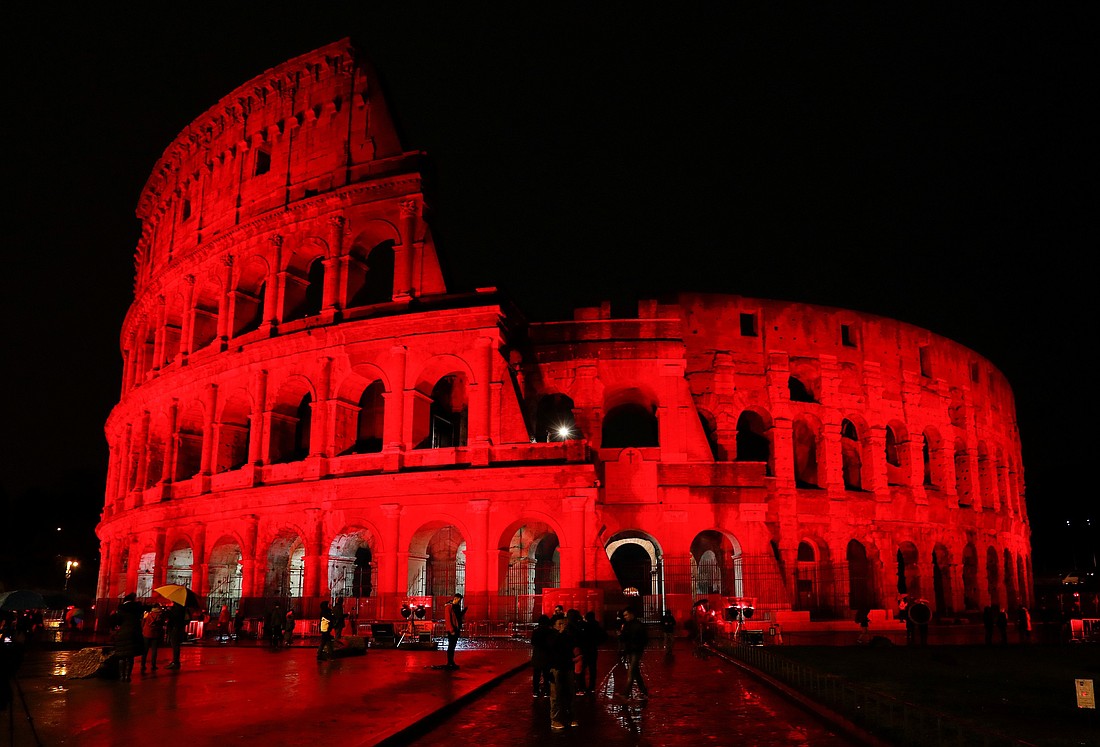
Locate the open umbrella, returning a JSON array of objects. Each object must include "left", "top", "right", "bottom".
[
  {"left": 153, "top": 584, "right": 201, "bottom": 609},
  {"left": 0, "top": 590, "right": 47, "bottom": 610}
]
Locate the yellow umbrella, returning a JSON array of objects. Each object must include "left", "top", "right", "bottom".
[{"left": 153, "top": 584, "right": 201, "bottom": 608}]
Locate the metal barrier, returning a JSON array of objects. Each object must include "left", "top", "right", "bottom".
[{"left": 710, "top": 639, "right": 1032, "bottom": 747}]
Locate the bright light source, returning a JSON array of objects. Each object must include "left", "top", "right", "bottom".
[{"left": 556, "top": 426, "right": 573, "bottom": 440}]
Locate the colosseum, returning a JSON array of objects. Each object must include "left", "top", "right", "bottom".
[{"left": 95, "top": 39, "right": 1032, "bottom": 636}]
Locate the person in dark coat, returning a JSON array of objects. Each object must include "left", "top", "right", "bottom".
[
  {"left": 660, "top": 609, "right": 677, "bottom": 650},
  {"left": 996, "top": 606, "right": 1009, "bottom": 644},
  {"left": 268, "top": 604, "right": 285, "bottom": 649},
  {"left": 549, "top": 614, "right": 581, "bottom": 730},
  {"left": 108, "top": 602, "right": 141, "bottom": 682},
  {"left": 614, "top": 608, "right": 650, "bottom": 702},
  {"left": 165, "top": 601, "right": 188, "bottom": 669},
  {"left": 577, "top": 611, "right": 606, "bottom": 694},
  {"left": 530, "top": 614, "right": 554, "bottom": 697},
  {"left": 442, "top": 593, "right": 465, "bottom": 669}
]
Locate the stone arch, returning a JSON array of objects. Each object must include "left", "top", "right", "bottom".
[
  {"left": 329, "top": 527, "right": 380, "bottom": 601},
  {"left": 885, "top": 420, "right": 911, "bottom": 486},
  {"left": 345, "top": 220, "right": 400, "bottom": 308},
  {"left": 962, "top": 542, "right": 979, "bottom": 611},
  {"left": 932, "top": 543, "right": 952, "bottom": 615},
  {"left": 1003, "top": 548, "right": 1018, "bottom": 610},
  {"left": 215, "top": 388, "right": 252, "bottom": 473},
  {"left": 232, "top": 254, "right": 269, "bottom": 338},
  {"left": 697, "top": 408, "right": 724, "bottom": 460},
  {"left": 334, "top": 364, "right": 390, "bottom": 455},
  {"left": 986, "top": 545, "right": 1000, "bottom": 608},
  {"left": 688, "top": 530, "right": 743, "bottom": 598},
  {"left": 412, "top": 356, "right": 475, "bottom": 450},
  {"left": 735, "top": 407, "right": 772, "bottom": 475},
  {"left": 408, "top": 521, "right": 467, "bottom": 598},
  {"left": 497, "top": 519, "right": 562, "bottom": 615},
  {"left": 846, "top": 539, "right": 874, "bottom": 611},
  {"left": 977, "top": 441, "right": 994, "bottom": 511},
  {"left": 144, "top": 411, "right": 171, "bottom": 489},
  {"left": 268, "top": 376, "right": 316, "bottom": 464},
  {"left": 606, "top": 530, "right": 665, "bottom": 600},
  {"left": 787, "top": 374, "right": 816, "bottom": 403},
  {"left": 996, "top": 445, "right": 1009, "bottom": 513},
  {"left": 601, "top": 386, "right": 659, "bottom": 448},
  {"left": 922, "top": 426, "right": 945, "bottom": 488},
  {"left": 175, "top": 399, "right": 205, "bottom": 481},
  {"left": 792, "top": 414, "right": 823, "bottom": 488},
  {"left": 136, "top": 547, "right": 157, "bottom": 600},
  {"left": 265, "top": 529, "right": 306, "bottom": 602},
  {"left": 795, "top": 538, "right": 833, "bottom": 613},
  {"left": 896, "top": 541, "right": 921, "bottom": 601},
  {"left": 191, "top": 276, "right": 222, "bottom": 351},
  {"left": 162, "top": 290, "right": 186, "bottom": 366},
  {"left": 207, "top": 536, "right": 244, "bottom": 614},
  {"left": 165, "top": 541, "right": 194, "bottom": 588},
  {"left": 534, "top": 393, "right": 580, "bottom": 443},
  {"left": 840, "top": 417, "right": 867, "bottom": 490}
]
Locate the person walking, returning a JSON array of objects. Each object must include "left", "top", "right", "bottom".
[
  {"left": 217, "top": 604, "right": 231, "bottom": 642},
  {"left": 660, "top": 609, "right": 677, "bottom": 650},
  {"left": 549, "top": 614, "right": 581, "bottom": 730},
  {"left": 164, "top": 601, "right": 188, "bottom": 669},
  {"left": 614, "top": 608, "right": 650, "bottom": 702},
  {"left": 140, "top": 605, "right": 165, "bottom": 672},
  {"left": 268, "top": 604, "right": 285, "bottom": 649},
  {"left": 233, "top": 606, "right": 245, "bottom": 643},
  {"left": 530, "top": 614, "right": 554, "bottom": 698},
  {"left": 442, "top": 593, "right": 465, "bottom": 669},
  {"left": 577, "top": 610, "right": 605, "bottom": 694},
  {"left": 317, "top": 602, "right": 335, "bottom": 660}
]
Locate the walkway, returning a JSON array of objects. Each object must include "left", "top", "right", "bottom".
[{"left": 4, "top": 638, "right": 862, "bottom": 746}]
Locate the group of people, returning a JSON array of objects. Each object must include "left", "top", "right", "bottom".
[
  {"left": 530, "top": 604, "right": 652, "bottom": 731},
  {"left": 108, "top": 593, "right": 188, "bottom": 680}
]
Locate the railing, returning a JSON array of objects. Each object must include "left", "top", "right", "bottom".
[{"left": 710, "top": 639, "right": 1034, "bottom": 747}]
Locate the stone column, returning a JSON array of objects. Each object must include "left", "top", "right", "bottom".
[
  {"left": 821, "top": 420, "right": 844, "bottom": 496},
  {"left": 560, "top": 496, "right": 588, "bottom": 587},
  {"left": 154, "top": 530, "right": 168, "bottom": 588},
  {"left": 304, "top": 511, "right": 325, "bottom": 600},
  {"left": 381, "top": 503, "right": 403, "bottom": 614},
  {"left": 323, "top": 216, "right": 345, "bottom": 312},
  {"left": 152, "top": 295, "right": 167, "bottom": 371},
  {"left": 469, "top": 336, "right": 494, "bottom": 451},
  {"left": 312, "top": 357, "right": 333, "bottom": 457},
  {"left": 181, "top": 274, "right": 196, "bottom": 359},
  {"left": 468, "top": 499, "right": 490, "bottom": 619},
  {"left": 770, "top": 417, "right": 795, "bottom": 490},
  {"left": 217, "top": 255, "right": 234, "bottom": 345},
  {"left": 393, "top": 200, "right": 418, "bottom": 301},
  {"left": 200, "top": 384, "right": 218, "bottom": 477},
  {"left": 383, "top": 345, "right": 407, "bottom": 469},
  {"left": 163, "top": 399, "right": 179, "bottom": 486},
  {"left": 263, "top": 234, "right": 282, "bottom": 332},
  {"left": 867, "top": 426, "right": 889, "bottom": 500},
  {"left": 249, "top": 370, "right": 268, "bottom": 465}
]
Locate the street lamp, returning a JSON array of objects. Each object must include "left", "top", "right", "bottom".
[{"left": 64, "top": 559, "right": 79, "bottom": 591}]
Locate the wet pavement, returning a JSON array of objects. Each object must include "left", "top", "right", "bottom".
[{"left": 4, "top": 638, "right": 861, "bottom": 746}]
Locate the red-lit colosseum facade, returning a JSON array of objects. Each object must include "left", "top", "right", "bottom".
[{"left": 96, "top": 39, "right": 1032, "bottom": 635}]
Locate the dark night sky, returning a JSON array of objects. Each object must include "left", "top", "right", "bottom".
[{"left": 3, "top": 4, "right": 1093, "bottom": 584}]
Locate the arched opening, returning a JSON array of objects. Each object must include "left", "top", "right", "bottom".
[
  {"left": 955, "top": 439, "right": 973, "bottom": 507},
  {"left": 1003, "top": 549, "right": 1017, "bottom": 610},
  {"left": 191, "top": 280, "right": 221, "bottom": 351},
  {"left": 329, "top": 531, "right": 378, "bottom": 602},
  {"left": 408, "top": 525, "right": 466, "bottom": 598},
  {"left": 269, "top": 381, "right": 314, "bottom": 464},
  {"left": 795, "top": 541, "right": 818, "bottom": 611},
  {"left": 174, "top": 401, "right": 204, "bottom": 481},
  {"left": 886, "top": 424, "right": 909, "bottom": 486},
  {"left": 207, "top": 541, "right": 243, "bottom": 615},
  {"left": 962, "top": 543, "right": 979, "bottom": 611},
  {"left": 144, "top": 417, "right": 168, "bottom": 489},
  {"left": 534, "top": 394, "right": 579, "bottom": 443},
  {"left": 846, "top": 540, "right": 872, "bottom": 612},
  {"left": 165, "top": 544, "right": 193, "bottom": 588},
  {"left": 607, "top": 536, "right": 660, "bottom": 600},
  {"left": 841, "top": 419, "right": 863, "bottom": 490},
  {"left": 283, "top": 256, "right": 325, "bottom": 322},
  {"left": 215, "top": 392, "right": 251, "bottom": 472},
  {"left": 162, "top": 293, "right": 184, "bottom": 365},
  {"left": 932, "top": 544, "right": 951, "bottom": 615},
  {"left": 500, "top": 523, "right": 560, "bottom": 622},
  {"left": 792, "top": 417, "right": 820, "bottom": 488},
  {"left": 352, "top": 381, "right": 385, "bottom": 453},
  {"left": 347, "top": 240, "right": 395, "bottom": 307},
  {"left": 414, "top": 374, "right": 468, "bottom": 449},
  {"left": 698, "top": 409, "right": 724, "bottom": 460},
  {"left": 265, "top": 533, "right": 305, "bottom": 606},
  {"left": 232, "top": 256, "right": 268, "bottom": 338},
  {"left": 897, "top": 542, "right": 921, "bottom": 600},
  {"left": 735, "top": 410, "right": 769, "bottom": 469},
  {"left": 788, "top": 375, "right": 816, "bottom": 403},
  {"left": 136, "top": 551, "right": 156, "bottom": 600},
  {"left": 986, "top": 546, "right": 1001, "bottom": 609},
  {"left": 689, "top": 530, "right": 742, "bottom": 598},
  {"left": 602, "top": 403, "right": 658, "bottom": 448}
]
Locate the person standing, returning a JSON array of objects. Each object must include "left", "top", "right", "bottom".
[
  {"left": 577, "top": 611, "right": 605, "bottom": 694},
  {"left": 140, "top": 606, "right": 164, "bottom": 672},
  {"left": 317, "top": 602, "right": 334, "bottom": 660},
  {"left": 660, "top": 609, "right": 677, "bottom": 650},
  {"left": 111, "top": 593, "right": 144, "bottom": 681},
  {"left": 614, "top": 608, "right": 650, "bottom": 702},
  {"left": 1017, "top": 606, "right": 1032, "bottom": 644},
  {"left": 268, "top": 604, "right": 284, "bottom": 649},
  {"left": 996, "top": 606, "right": 1009, "bottom": 644},
  {"left": 530, "top": 614, "right": 554, "bottom": 697},
  {"left": 165, "top": 601, "right": 188, "bottom": 669},
  {"left": 549, "top": 614, "right": 581, "bottom": 730},
  {"left": 217, "top": 604, "right": 231, "bottom": 642},
  {"left": 443, "top": 593, "right": 465, "bottom": 669},
  {"left": 332, "top": 598, "right": 346, "bottom": 643},
  {"left": 284, "top": 607, "right": 296, "bottom": 647},
  {"left": 233, "top": 606, "right": 245, "bottom": 643}
]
